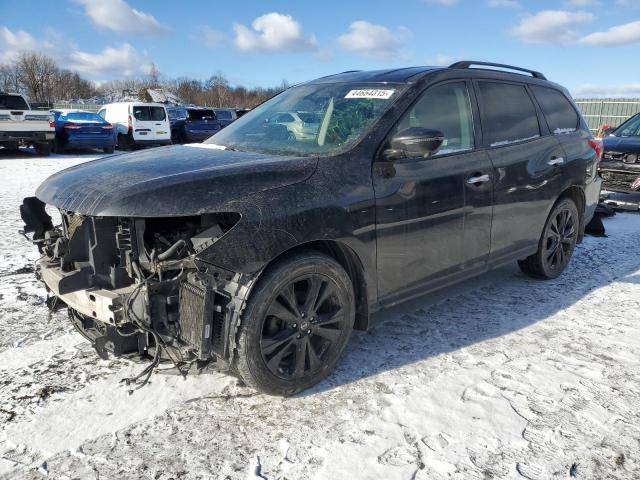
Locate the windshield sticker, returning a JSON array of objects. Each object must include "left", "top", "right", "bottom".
[{"left": 345, "top": 89, "right": 395, "bottom": 99}]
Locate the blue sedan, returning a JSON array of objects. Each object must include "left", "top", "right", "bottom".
[{"left": 52, "top": 110, "right": 116, "bottom": 154}]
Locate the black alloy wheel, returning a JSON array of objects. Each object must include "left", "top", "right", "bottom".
[
  {"left": 234, "top": 252, "right": 355, "bottom": 396},
  {"left": 543, "top": 207, "right": 576, "bottom": 272},
  {"left": 519, "top": 198, "right": 580, "bottom": 279},
  {"left": 260, "top": 275, "right": 348, "bottom": 380}
]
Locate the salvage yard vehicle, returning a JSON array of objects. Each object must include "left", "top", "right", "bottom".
[
  {"left": 167, "top": 106, "right": 222, "bottom": 144},
  {"left": 213, "top": 108, "right": 237, "bottom": 128},
  {"left": 97, "top": 102, "right": 171, "bottom": 150},
  {"left": 21, "top": 61, "right": 602, "bottom": 395},
  {"left": 600, "top": 112, "right": 640, "bottom": 193},
  {"left": 52, "top": 110, "right": 116, "bottom": 154},
  {"left": 0, "top": 92, "right": 54, "bottom": 155}
]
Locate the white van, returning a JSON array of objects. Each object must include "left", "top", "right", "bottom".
[{"left": 98, "top": 102, "right": 171, "bottom": 150}]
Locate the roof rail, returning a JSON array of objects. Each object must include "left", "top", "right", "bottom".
[{"left": 449, "top": 61, "right": 547, "bottom": 80}]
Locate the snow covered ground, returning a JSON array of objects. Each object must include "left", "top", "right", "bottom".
[{"left": 1, "top": 148, "right": 639, "bottom": 480}]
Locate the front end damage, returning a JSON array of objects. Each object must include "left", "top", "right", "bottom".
[
  {"left": 599, "top": 152, "right": 640, "bottom": 193},
  {"left": 20, "top": 197, "right": 250, "bottom": 386}
]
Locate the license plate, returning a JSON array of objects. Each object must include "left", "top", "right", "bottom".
[{"left": 139, "top": 132, "right": 148, "bottom": 135}]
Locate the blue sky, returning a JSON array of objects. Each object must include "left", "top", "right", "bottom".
[{"left": 1, "top": 0, "right": 640, "bottom": 96}]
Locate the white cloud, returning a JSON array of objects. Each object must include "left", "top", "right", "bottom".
[
  {"left": 510, "top": 10, "right": 594, "bottom": 44},
  {"left": 338, "top": 21, "right": 411, "bottom": 59},
  {"left": 194, "top": 26, "right": 227, "bottom": 48},
  {"left": 233, "top": 12, "right": 316, "bottom": 52},
  {"left": 580, "top": 20, "right": 640, "bottom": 46},
  {"left": 0, "top": 26, "right": 55, "bottom": 63},
  {"left": 74, "top": 0, "right": 169, "bottom": 35},
  {"left": 488, "top": 0, "right": 521, "bottom": 8},
  {"left": 573, "top": 83, "right": 640, "bottom": 97},
  {"left": 66, "top": 44, "right": 153, "bottom": 77}
]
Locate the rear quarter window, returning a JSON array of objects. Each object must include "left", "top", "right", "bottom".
[
  {"left": 531, "top": 86, "right": 579, "bottom": 134},
  {"left": 477, "top": 82, "right": 540, "bottom": 147}
]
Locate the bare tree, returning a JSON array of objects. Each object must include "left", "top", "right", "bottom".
[
  {"left": 15, "top": 52, "right": 58, "bottom": 102},
  {"left": 0, "top": 64, "right": 21, "bottom": 93}
]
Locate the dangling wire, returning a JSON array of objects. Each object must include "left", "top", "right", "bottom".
[{"left": 119, "top": 260, "right": 194, "bottom": 393}]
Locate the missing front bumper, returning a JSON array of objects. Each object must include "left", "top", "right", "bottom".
[{"left": 38, "top": 259, "right": 139, "bottom": 325}]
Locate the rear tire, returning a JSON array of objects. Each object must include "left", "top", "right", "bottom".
[
  {"left": 34, "top": 142, "right": 52, "bottom": 156},
  {"left": 3, "top": 141, "right": 19, "bottom": 152},
  {"left": 234, "top": 251, "right": 355, "bottom": 396},
  {"left": 117, "top": 134, "right": 131, "bottom": 151},
  {"left": 103, "top": 146, "right": 115, "bottom": 154},
  {"left": 518, "top": 198, "right": 579, "bottom": 279}
]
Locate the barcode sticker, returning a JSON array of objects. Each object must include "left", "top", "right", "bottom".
[{"left": 345, "top": 89, "right": 395, "bottom": 99}]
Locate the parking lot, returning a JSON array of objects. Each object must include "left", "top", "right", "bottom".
[{"left": 0, "top": 150, "right": 638, "bottom": 479}]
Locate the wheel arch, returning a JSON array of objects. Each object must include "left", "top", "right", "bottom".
[
  {"left": 251, "top": 239, "right": 370, "bottom": 331},
  {"left": 556, "top": 185, "right": 586, "bottom": 243}
]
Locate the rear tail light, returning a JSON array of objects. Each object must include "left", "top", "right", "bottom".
[
  {"left": 63, "top": 122, "right": 81, "bottom": 129},
  {"left": 49, "top": 113, "right": 55, "bottom": 128},
  {"left": 102, "top": 123, "right": 113, "bottom": 130},
  {"left": 588, "top": 138, "right": 603, "bottom": 162},
  {"left": 128, "top": 114, "right": 132, "bottom": 131}
]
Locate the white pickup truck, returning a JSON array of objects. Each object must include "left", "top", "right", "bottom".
[{"left": 0, "top": 93, "right": 55, "bottom": 155}]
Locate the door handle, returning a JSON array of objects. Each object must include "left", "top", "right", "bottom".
[
  {"left": 466, "top": 174, "right": 490, "bottom": 185},
  {"left": 547, "top": 157, "right": 564, "bottom": 166}
]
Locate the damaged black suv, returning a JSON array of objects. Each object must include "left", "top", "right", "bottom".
[{"left": 21, "top": 62, "right": 602, "bottom": 395}]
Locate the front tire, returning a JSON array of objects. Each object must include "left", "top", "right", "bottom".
[
  {"left": 234, "top": 252, "right": 355, "bottom": 396},
  {"left": 518, "top": 198, "right": 579, "bottom": 279}
]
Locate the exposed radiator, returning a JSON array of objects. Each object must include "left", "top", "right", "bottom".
[{"left": 178, "top": 281, "right": 214, "bottom": 359}]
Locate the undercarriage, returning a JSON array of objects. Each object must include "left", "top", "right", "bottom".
[{"left": 20, "top": 197, "right": 248, "bottom": 386}]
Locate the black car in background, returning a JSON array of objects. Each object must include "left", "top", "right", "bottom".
[
  {"left": 600, "top": 113, "right": 640, "bottom": 192},
  {"left": 21, "top": 61, "right": 602, "bottom": 396},
  {"left": 167, "top": 106, "right": 222, "bottom": 143}
]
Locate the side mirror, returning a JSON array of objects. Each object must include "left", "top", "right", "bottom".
[{"left": 383, "top": 127, "right": 444, "bottom": 161}]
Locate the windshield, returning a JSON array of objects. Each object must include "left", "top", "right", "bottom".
[
  {"left": 0, "top": 94, "right": 29, "bottom": 110},
  {"left": 613, "top": 114, "right": 640, "bottom": 137},
  {"left": 206, "top": 83, "right": 405, "bottom": 156},
  {"left": 58, "top": 112, "right": 105, "bottom": 122}
]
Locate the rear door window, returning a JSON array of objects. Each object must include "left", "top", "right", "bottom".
[
  {"left": 133, "top": 106, "right": 151, "bottom": 121},
  {"left": 477, "top": 82, "right": 540, "bottom": 147},
  {"left": 531, "top": 86, "right": 579, "bottom": 134},
  {"left": 187, "top": 109, "right": 216, "bottom": 120},
  {"left": 133, "top": 106, "right": 166, "bottom": 121},
  {"left": 0, "top": 94, "right": 29, "bottom": 110},
  {"left": 150, "top": 106, "right": 166, "bottom": 121}
]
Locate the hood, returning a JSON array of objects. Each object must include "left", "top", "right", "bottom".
[
  {"left": 603, "top": 135, "right": 640, "bottom": 154},
  {"left": 36, "top": 144, "right": 317, "bottom": 217}
]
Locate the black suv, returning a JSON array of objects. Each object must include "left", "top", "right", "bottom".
[{"left": 21, "top": 62, "right": 602, "bottom": 395}]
